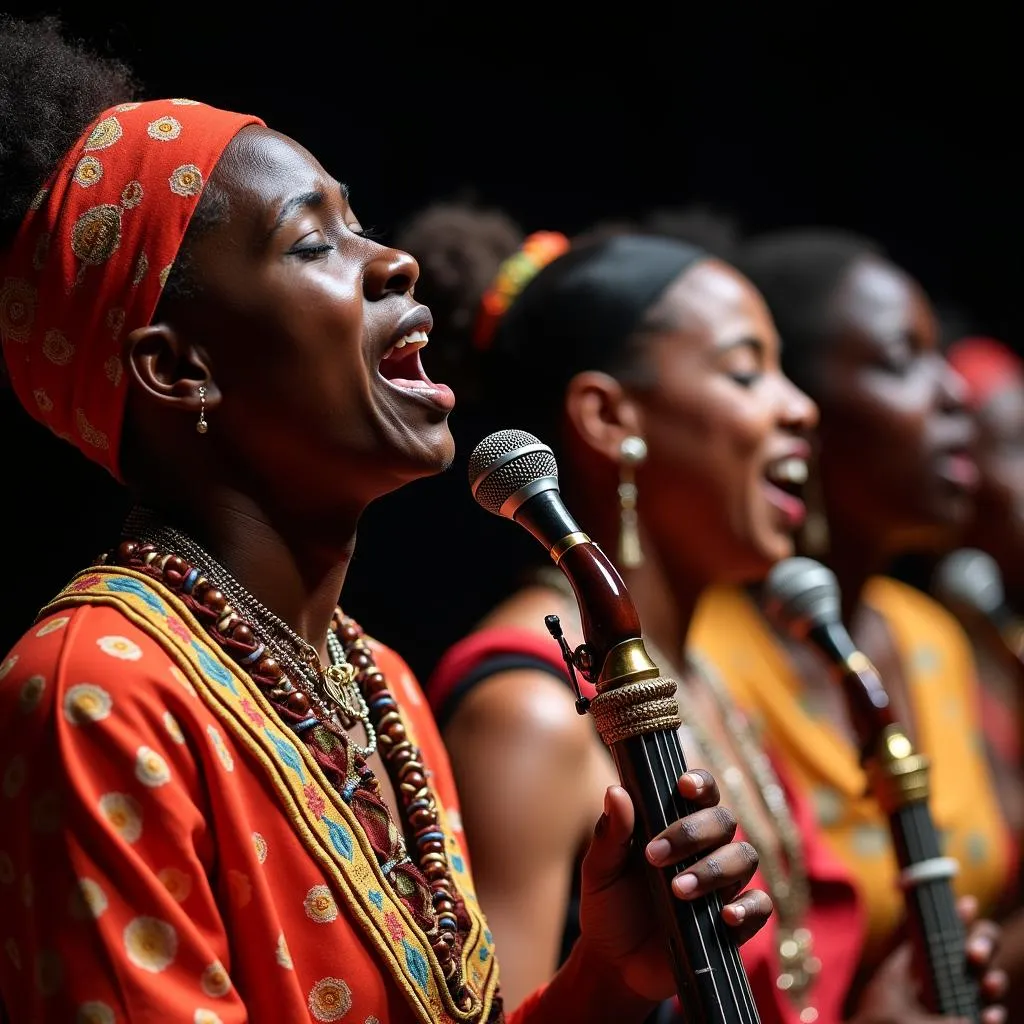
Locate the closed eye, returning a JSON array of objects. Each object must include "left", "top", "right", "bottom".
[{"left": 289, "top": 242, "right": 334, "bottom": 261}]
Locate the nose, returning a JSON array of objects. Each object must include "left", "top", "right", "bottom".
[
  {"left": 364, "top": 245, "right": 419, "bottom": 300},
  {"left": 778, "top": 376, "right": 819, "bottom": 433},
  {"left": 936, "top": 354, "right": 969, "bottom": 415}
]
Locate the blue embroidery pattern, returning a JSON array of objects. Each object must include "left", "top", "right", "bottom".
[
  {"left": 193, "top": 642, "right": 237, "bottom": 692},
  {"left": 403, "top": 940, "right": 429, "bottom": 992},
  {"left": 49, "top": 570, "right": 503, "bottom": 1023},
  {"left": 104, "top": 576, "right": 165, "bottom": 613},
  {"left": 263, "top": 729, "right": 306, "bottom": 781},
  {"left": 325, "top": 816, "right": 354, "bottom": 861}
]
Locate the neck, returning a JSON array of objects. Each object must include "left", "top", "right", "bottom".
[
  {"left": 624, "top": 554, "right": 699, "bottom": 671},
  {"left": 128, "top": 489, "right": 362, "bottom": 658},
  {"left": 583, "top": 499, "right": 698, "bottom": 667},
  {"left": 817, "top": 527, "right": 883, "bottom": 627}
]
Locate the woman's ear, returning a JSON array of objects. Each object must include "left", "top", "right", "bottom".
[
  {"left": 125, "top": 322, "right": 220, "bottom": 410},
  {"left": 563, "top": 370, "right": 644, "bottom": 463}
]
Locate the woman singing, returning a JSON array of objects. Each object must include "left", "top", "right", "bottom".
[
  {"left": 0, "top": 16, "right": 771, "bottom": 1023},
  {"left": 393, "top": 202, "right": 1007, "bottom": 1022},
  {"left": 691, "top": 227, "right": 1017, "bottom": 1017}
]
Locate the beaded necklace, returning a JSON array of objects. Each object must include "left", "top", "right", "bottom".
[
  {"left": 104, "top": 529, "right": 484, "bottom": 1015},
  {"left": 121, "top": 507, "right": 377, "bottom": 756}
]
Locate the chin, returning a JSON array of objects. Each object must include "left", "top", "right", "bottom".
[
  {"left": 722, "top": 536, "right": 791, "bottom": 586},
  {"left": 397, "top": 421, "right": 456, "bottom": 480}
]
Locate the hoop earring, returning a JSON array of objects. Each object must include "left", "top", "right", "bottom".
[
  {"left": 196, "top": 385, "right": 208, "bottom": 435},
  {"left": 617, "top": 435, "right": 647, "bottom": 569}
]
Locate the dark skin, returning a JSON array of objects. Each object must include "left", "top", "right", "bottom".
[
  {"left": 444, "top": 258, "right": 1005, "bottom": 1020},
  {"left": 957, "top": 375, "right": 1024, "bottom": 839},
  {"left": 963, "top": 380, "right": 1024, "bottom": 605},
  {"left": 765, "top": 256, "right": 1008, "bottom": 1017},
  {"left": 782, "top": 257, "right": 978, "bottom": 748},
  {"left": 954, "top": 374, "right": 1024, "bottom": 1017},
  {"left": 448, "top": 260, "right": 814, "bottom": 1006},
  {"left": 115, "top": 126, "right": 770, "bottom": 1018}
]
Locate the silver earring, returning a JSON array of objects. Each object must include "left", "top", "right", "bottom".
[
  {"left": 196, "top": 385, "right": 208, "bottom": 434},
  {"left": 617, "top": 435, "right": 647, "bottom": 569}
]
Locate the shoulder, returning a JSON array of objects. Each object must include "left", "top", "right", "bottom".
[
  {"left": 691, "top": 585, "right": 763, "bottom": 648},
  {"left": 867, "top": 577, "right": 972, "bottom": 656},
  {"left": 866, "top": 576, "right": 961, "bottom": 629},
  {"left": 1, "top": 602, "right": 193, "bottom": 702},
  {"left": 363, "top": 635, "right": 438, "bottom": 725},
  {"left": 690, "top": 586, "right": 774, "bottom": 707},
  {"left": 867, "top": 576, "right": 978, "bottom": 692},
  {"left": 0, "top": 601, "right": 219, "bottom": 757}
]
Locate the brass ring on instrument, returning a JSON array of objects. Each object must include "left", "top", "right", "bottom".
[{"left": 549, "top": 532, "right": 590, "bottom": 564}]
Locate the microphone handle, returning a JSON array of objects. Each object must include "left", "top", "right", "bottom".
[
  {"left": 556, "top": 541, "right": 761, "bottom": 1024},
  {"left": 608, "top": 728, "right": 761, "bottom": 1024},
  {"left": 808, "top": 623, "right": 981, "bottom": 1021}
]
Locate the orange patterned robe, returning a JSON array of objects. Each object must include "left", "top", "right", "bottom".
[{"left": 0, "top": 567, "right": 519, "bottom": 1023}]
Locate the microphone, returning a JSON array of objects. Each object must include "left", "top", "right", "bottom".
[
  {"left": 469, "top": 428, "right": 763, "bottom": 1023},
  {"left": 933, "top": 549, "right": 1024, "bottom": 677},
  {"left": 468, "top": 428, "right": 584, "bottom": 555},
  {"left": 761, "top": 557, "right": 981, "bottom": 1019},
  {"left": 761, "top": 557, "right": 891, "bottom": 750}
]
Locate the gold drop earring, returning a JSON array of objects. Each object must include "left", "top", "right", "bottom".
[{"left": 617, "top": 435, "right": 647, "bottom": 569}]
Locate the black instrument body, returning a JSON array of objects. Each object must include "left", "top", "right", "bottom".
[{"left": 470, "top": 431, "right": 761, "bottom": 1024}]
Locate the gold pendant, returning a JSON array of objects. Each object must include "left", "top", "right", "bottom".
[{"left": 323, "top": 661, "right": 359, "bottom": 718}]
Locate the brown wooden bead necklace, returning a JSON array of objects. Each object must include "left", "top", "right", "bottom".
[{"left": 104, "top": 533, "right": 471, "bottom": 1008}]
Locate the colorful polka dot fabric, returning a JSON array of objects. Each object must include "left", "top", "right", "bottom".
[{"left": 0, "top": 568, "right": 519, "bottom": 1023}]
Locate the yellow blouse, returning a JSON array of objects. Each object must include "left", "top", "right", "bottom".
[{"left": 691, "top": 577, "right": 1012, "bottom": 962}]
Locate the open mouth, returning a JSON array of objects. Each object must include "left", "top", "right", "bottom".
[
  {"left": 937, "top": 448, "right": 980, "bottom": 490},
  {"left": 378, "top": 330, "right": 434, "bottom": 391},
  {"left": 762, "top": 454, "right": 809, "bottom": 528},
  {"left": 764, "top": 455, "right": 808, "bottom": 497},
  {"left": 377, "top": 329, "right": 455, "bottom": 411}
]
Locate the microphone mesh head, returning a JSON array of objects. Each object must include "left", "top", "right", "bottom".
[
  {"left": 933, "top": 548, "right": 1005, "bottom": 618},
  {"left": 762, "top": 557, "right": 841, "bottom": 638},
  {"left": 468, "top": 429, "right": 558, "bottom": 516}
]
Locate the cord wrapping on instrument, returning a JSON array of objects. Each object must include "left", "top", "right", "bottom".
[{"left": 589, "top": 677, "right": 682, "bottom": 747}]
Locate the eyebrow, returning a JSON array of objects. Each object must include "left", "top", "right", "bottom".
[{"left": 270, "top": 181, "right": 351, "bottom": 235}]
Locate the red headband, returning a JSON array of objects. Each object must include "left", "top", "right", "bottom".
[
  {"left": 947, "top": 336, "right": 1024, "bottom": 410},
  {"left": 473, "top": 230, "right": 571, "bottom": 351},
  {"left": 0, "top": 99, "right": 264, "bottom": 479}
]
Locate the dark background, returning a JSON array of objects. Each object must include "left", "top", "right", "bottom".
[{"left": 2, "top": 6, "right": 1020, "bottom": 675}]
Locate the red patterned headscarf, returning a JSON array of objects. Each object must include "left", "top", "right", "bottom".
[
  {"left": 947, "top": 336, "right": 1024, "bottom": 411},
  {"left": 0, "top": 99, "right": 264, "bottom": 479}
]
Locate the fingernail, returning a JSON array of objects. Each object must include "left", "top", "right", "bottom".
[
  {"left": 604, "top": 789, "right": 612, "bottom": 815},
  {"left": 646, "top": 838, "right": 671, "bottom": 864},
  {"left": 968, "top": 937, "right": 992, "bottom": 959},
  {"left": 673, "top": 872, "right": 698, "bottom": 896},
  {"left": 726, "top": 902, "right": 747, "bottom": 923},
  {"left": 685, "top": 772, "right": 705, "bottom": 793}
]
